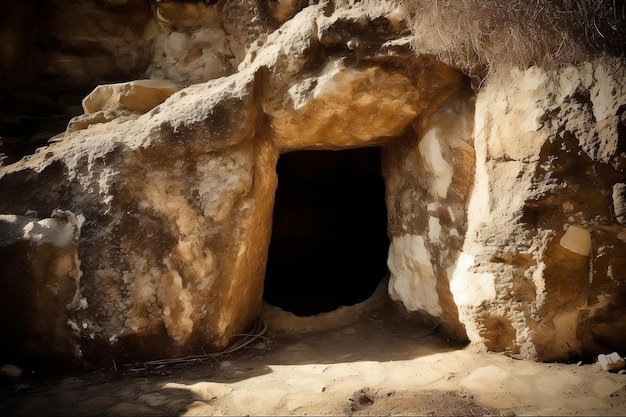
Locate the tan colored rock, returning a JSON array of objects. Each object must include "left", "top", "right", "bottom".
[
  {"left": 0, "top": 0, "right": 624, "bottom": 367},
  {"left": 66, "top": 110, "right": 133, "bottom": 133},
  {"left": 271, "top": 63, "right": 422, "bottom": 150},
  {"left": 457, "top": 58, "right": 626, "bottom": 361},
  {"left": 559, "top": 225, "right": 591, "bottom": 256},
  {"left": 82, "top": 80, "right": 183, "bottom": 115}
]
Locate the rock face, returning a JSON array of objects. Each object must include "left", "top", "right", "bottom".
[
  {"left": 0, "top": 0, "right": 624, "bottom": 365},
  {"left": 460, "top": 61, "right": 626, "bottom": 360}
]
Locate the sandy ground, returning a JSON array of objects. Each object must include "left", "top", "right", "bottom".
[{"left": 1, "top": 299, "right": 625, "bottom": 416}]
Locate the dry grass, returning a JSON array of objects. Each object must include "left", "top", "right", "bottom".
[{"left": 405, "top": 0, "right": 626, "bottom": 79}]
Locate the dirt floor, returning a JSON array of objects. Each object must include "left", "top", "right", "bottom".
[{"left": 1, "top": 299, "right": 626, "bottom": 416}]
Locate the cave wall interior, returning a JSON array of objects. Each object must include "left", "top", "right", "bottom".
[{"left": 0, "top": 0, "right": 624, "bottom": 365}]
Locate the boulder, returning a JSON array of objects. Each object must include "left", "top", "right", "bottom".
[{"left": 81, "top": 80, "right": 183, "bottom": 115}]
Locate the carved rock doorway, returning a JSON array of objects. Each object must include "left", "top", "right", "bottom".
[{"left": 262, "top": 147, "right": 389, "bottom": 317}]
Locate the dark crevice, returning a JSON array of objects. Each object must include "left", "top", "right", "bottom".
[{"left": 263, "top": 147, "right": 389, "bottom": 317}]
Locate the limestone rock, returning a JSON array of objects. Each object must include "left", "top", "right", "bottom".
[
  {"left": 0, "top": 0, "right": 625, "bottom": 366},
  {"left": 81, "top": 80, "right": 183, "bottom": 115},
  {"left": 598, "top": 352, "right": 625, "bottom": 371},
  {"left": 148, "top": 1, "right": 233, "bottom": 84},
  {"left": 456, "top": 58, "right": 626, "bottom": 361},
  {"left": 66, "top": 110, "right": 133, "bottom": 133}
]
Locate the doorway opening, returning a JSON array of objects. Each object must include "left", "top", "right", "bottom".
[{"left": 263, "top": 147, "right": 390, "bottom": 317}]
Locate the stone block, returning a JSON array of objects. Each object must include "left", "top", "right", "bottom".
[
  {"left": 598, "top": 352, "right": 625, "bottom": 371},
  {"left": 82, "top": 79, "right": 183, "bottom": 115}
]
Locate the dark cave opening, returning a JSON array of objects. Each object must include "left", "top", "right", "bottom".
[{"left": 263, "top": 147, "right": 390, "bottom": 317}]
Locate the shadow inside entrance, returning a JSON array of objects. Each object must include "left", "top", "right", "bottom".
[{"left": 263, "top": 147, "right": 390, "bottom": 316}]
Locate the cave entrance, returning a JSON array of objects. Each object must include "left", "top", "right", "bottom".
[{"left": 263, "top": 147, "right": 390, "bottom": 317}]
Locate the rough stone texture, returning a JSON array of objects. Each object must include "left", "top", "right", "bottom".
[
  {"left": 383, "top": 82, "right": 475, "bottom": 342},
  {"left": 459, "top": 60, "right": 626, "bottom": 360},
  {"left": 81, "top": 80, "right": 183, "bottom": 115},
  {"left": 0, "top": 75, "right": 277, "bottom": 363},
  {"left": 0, "top": 0, "right": 624, "bottom": 365},
  {"left": 0, "top": 0, "right": 441, "bottom": 365},
  {"left": 66, "top": 80, "right": 183, "bottom": 133},
  {"left": 148, "top": 1, "right": 233, "bottom": 84}
]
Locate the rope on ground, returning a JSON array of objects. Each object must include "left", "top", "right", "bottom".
[{"left": 122, "top": 319, "right": 268, "bottom": 374}]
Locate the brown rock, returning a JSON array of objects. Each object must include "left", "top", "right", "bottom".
[
  {"left": 0, "top": 0, "right": 624, "bottom": 366},
  {"left": 81, "top": 80, "right": 183, "bottom": 115}
]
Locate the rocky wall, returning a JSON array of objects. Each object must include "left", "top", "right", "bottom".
[
  {"left": 457, "top": 60, "right": 626, "bottom": 360},
  {"left": 383, "top": 83, "right": 475, "bottom": 342},
  {"left": 0, "top": 0, "right": 624, "bottom": 365},
  {"left": 1, "top": 0, "right": 459, "bottom": 365}
]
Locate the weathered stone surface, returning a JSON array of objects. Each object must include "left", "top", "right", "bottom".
[
  {"left": 66, "top": 80, "right": 183, "bottom": 133},
  {"left": 81, "top": 80, "right": 183, "bottom": 115},
  {"left": 383, "top": 83, "right": 475, "bottom": 341},
  {"left": 456, "top": 59, "right": 626, "bottom": 360},
  {"left": 0, "top": 0, "right": 624, "bottom": 365},
  {"left": 0, "top": 67, "right": 275, "bottom": 363},
  {"left": 148, "top": 1, "right": 233, "bottom": 83}
]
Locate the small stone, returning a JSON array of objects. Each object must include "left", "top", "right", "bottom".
[
  {"left": 0, "top": 364, "right": 23, "bottom": 378},
  {"left": 598, "top": 352, "right": 625, "bottom": 371},
  {"left": 577, "top": 360, "right": 583, "bottom": 366},
  {"left": 618, "top": 370, "right": 626, "bottom": 375}
]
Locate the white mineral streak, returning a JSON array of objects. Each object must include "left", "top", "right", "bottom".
[
  {"left": 428, "top": 216, "right": 441, "bottom": 243},
  {"left": 387, "top": 234, "right": 442, "bottom": 316},
  {"left": 287, "top": 59, "right": 346, "bottom": 110},
  {"left": 197, "top": 152, "right": 253, "bottom": 222},
  {"left": 0, "top": 211, "right": 82, "bottom": 247},
  {"left": 418, "top": 128, "right": 453, "bottom": 199},
  {"left": 532, "top": 262, "right": 547, "bottom": 308},
  {"left": 448, "top": 253, "right": 495, "bottom": 307},
  {"left": 447, "top": 252, "right": 495, "bottom": 342}
]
